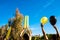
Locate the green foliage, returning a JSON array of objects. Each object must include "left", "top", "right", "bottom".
[
  {"left": 32, "top": 34, "right": 57, "bottom": 40},
  {"left": 32, "top": 36, "right": 40, "bottom": 40}
]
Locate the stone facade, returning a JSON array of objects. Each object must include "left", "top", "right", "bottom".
[{"left": 9, "top": 8, "right": 32, "bottom": 40}]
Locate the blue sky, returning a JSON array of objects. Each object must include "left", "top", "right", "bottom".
[{"left": 0, "top": 0, "right": 60, "bottom": 36}]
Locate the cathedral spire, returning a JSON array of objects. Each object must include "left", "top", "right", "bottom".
[
  {"left": 16, "top": 8, "right": 20, "bottom": 18},
  {"left": 15, "top": 8, "right": 23, "bottom": 19}
]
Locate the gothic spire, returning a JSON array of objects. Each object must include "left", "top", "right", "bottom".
[{"left": 15, "top": 8, "right": 23, "bottom": 19}]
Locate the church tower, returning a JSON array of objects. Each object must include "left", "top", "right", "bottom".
[
  {"left": 15, "top": 8, "right": 32, "bottom": 40},
  {"left": 7, "top": 8, "right": 32, "bottom": 40}
]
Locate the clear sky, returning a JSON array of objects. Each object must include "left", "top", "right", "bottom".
[{"left": 0, "top": 0, "right": 60, "bottom": 36}]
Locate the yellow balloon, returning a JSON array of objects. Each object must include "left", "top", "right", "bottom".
[{"left": 40, "top": 16, "right": 48, "bottom": 25}]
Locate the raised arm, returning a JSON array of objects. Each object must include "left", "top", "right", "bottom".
[{"left": 41, "top": 24, "right": 48, "bottom": 40}]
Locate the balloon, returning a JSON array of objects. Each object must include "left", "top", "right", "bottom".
[
  {"left": 50, "top": 16, "right": 57, "bottom": 25},
  {"left": 41, "top": 16, "right": 48, "bottom": 25}
]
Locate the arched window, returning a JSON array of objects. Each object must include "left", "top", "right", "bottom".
[{"left": 23, "top": 33, "right": 29, "bottom": 40}]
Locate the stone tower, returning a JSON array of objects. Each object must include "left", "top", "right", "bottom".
[{"left": 13, "top": 8, "right": 32, "bottom": 40}]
